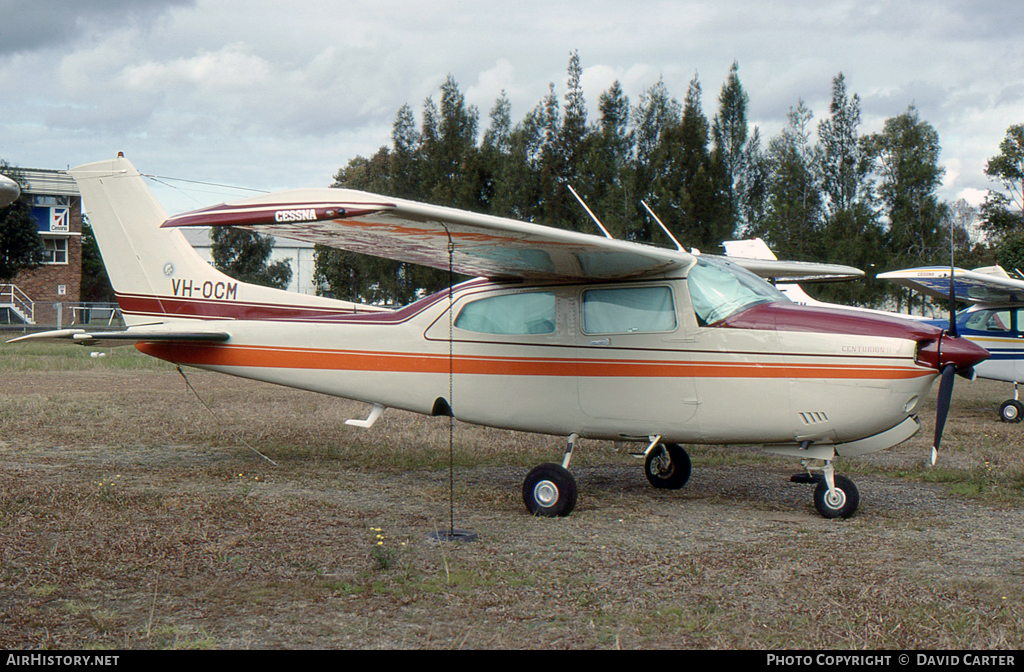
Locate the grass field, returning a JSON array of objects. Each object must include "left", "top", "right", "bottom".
[{"left": 1, "top": 342, "right": 1022, "bottom": 649}]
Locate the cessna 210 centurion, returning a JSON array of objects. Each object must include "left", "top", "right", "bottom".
[{"left": 12, "top": 156, "right": 988, "bottom": 519}]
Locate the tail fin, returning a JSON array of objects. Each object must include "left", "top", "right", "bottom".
[
  {"left": 722, "top": 237, "right": 821, "bottom": 306},
  {"left": 70, "top": 156, "right": 376, "bottom": 325}
]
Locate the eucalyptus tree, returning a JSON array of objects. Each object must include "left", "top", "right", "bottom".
[
  {"left": 419, "top": 75, "right": 482, "bottom": 211},
  {"left": 389, "top": 103, "right": 421, "bottom": 200},
  {"left": 816, "top": 74, "right": 870, "bottom": 215},
  {"left": 812, "top": 74, "right": 885, "bottom": 306},
  {"left": 631, "top": 79, "right": 682, "bottom": 241},
  {"left": 490, "top": 98, "right": 546, "bottom": 222},
  {"left": 644, "top": 74, "right": 728, "bottom": 251},
  {"left": 711, "top": 61, "right": 750, "bottom": 235},
  {"left": 580, "top": 80, "right": 634, "bottom": 239},
  {"left": 870, "top": 106, "right": 946, "bottom": 268},
  {"left": 211, "top": 227, "right": 292, "bottom": 290},
  {"left": 755, "top": 100, "right": 824, "bottom": 261},
  {"left": 981, "top": 123, "right": 1024, "bottom": 239},
  {"left": 480, "top": 91, "right": 513, "bottom": 211}
]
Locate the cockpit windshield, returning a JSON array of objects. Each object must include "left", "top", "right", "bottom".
[{"left": 687, "top": 256, "right": 789, "bottom": 325}]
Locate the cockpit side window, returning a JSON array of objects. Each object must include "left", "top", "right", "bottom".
[
  {"left": 454, "top": 291, "right": 556, "bottom": 335},
  {"left": 582, "top": 286, "right": 676, "bottom": 334},
  {"left": 686, "top": 257, "right": 788, "bottom": 325},
  {"left": 964, "top": 308, "right": 1013, "bottom": 333}
]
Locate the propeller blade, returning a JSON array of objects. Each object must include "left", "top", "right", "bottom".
[
  {"left": 935, "top": 242, "right": 959, "bottom": 464},
  {"left": 931, "top": 363, "right": 956, "bottom": 465}
]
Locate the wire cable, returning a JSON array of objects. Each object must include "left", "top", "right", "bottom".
[{"left": 176, "top": 365, "right": 279, "bottom": 467}]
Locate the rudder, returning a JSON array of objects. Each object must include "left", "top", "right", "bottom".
[{"left": 70, "top": 155, "right": 375, "bottom": 325}]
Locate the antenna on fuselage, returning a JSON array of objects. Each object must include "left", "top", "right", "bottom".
[
  {"left": 641, "top": 200, "right": 684, "bottom": 252},
  {"left": 567, "top": 185, "right": 613, "bottom": 239}
]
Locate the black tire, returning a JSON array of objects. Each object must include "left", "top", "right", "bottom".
[
  {"left": 999, "top": 399, "right": 1023, "bottom": 423},
  {"left": 523, "top": 463, "right": 578, "bottom": 517},
  {"left": 644, "top": 442, "right": 692, "bottom": 490},
  {"left": 813, "top": 475, "right": 860, "bottom": 519}
]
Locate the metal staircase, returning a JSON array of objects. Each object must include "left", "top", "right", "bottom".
[{"left": 0, "top": 284, "right": 35, "bottom": 324}]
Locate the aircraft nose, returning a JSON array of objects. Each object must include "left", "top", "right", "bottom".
[{"left": 916, "top": 334, "right": 989, "bottom": 373}]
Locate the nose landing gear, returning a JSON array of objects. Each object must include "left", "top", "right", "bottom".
[
  {"left": 643, "top": 440, "right": 691, "bottom": 490},
  {"left": 794, "top": 457, "right": 860, "bottom": 519}
]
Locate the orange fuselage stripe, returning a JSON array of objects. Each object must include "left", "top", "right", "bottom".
[{"left": 137, "top": 343, "right": 932, "bottom": 380}]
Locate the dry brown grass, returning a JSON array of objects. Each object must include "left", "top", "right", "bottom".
[{"left": 0, "top": 343, "right": 1022, "bottom": 649}]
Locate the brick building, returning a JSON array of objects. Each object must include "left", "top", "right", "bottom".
[{"left": 6, "top": 169, "right": 82, "bottom": 325}]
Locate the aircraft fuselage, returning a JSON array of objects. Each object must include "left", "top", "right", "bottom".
[{"left": 136, "top": 275, "right": 951, "bottom": 455}]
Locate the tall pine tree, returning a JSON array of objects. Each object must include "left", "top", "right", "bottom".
[{"left": 712, "top": 62, "right": 749, "bottom": 237}]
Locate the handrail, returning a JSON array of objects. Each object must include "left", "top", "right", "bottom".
[{"left": 0, "top": 284, "right": 34, "bottom": 323}]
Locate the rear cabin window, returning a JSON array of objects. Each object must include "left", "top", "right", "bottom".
[
  {"left": 582, "top": 286, "right": 676, "bottom": 334},
  {"left": 454, "top": 291, "right": 556, "bottom": 335}
]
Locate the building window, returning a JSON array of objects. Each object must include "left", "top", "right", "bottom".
[
  {"left": 42, "top": 237, "right": 68, "bottom": 264},
  {"left": 32, "top": 195, "right": 70, "bottom": 207}
]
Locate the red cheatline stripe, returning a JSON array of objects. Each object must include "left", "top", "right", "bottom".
[
  {"left": 115, "top": 293, "right": 386, "bottom": 321},
  {"left": 136, "top": 342, "right": 933, "bottom": 380}
]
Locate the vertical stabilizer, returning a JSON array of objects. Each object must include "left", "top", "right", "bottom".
[{"left": 70, "top": 156, "right": 378, "bottom": 325}]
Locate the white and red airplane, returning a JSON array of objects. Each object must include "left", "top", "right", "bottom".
[
  {"left": 11, "top": 156, "right": 988, "bottom": 519},
  {"left": 722, "top": 240, "right": 1024, "bottom": 424}
]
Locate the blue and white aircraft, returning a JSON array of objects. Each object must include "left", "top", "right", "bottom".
[{"left": 879, "top": 265, "right": 1024, "bottom": 422}]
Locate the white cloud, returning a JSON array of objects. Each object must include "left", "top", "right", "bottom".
[
  {"left": 958, "top": 188, "right": 988, "bottom": 207},
  {"left": 0, "top": 0, "right": 1021, "bottom": 212}
]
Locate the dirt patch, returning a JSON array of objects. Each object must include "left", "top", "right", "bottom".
[{"left": 1, "top": 361, "right": 1022, "bottom": 649}]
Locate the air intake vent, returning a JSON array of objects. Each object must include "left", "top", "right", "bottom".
[{"left": 799, "top": 412, "right": 829, "bottom": 425}]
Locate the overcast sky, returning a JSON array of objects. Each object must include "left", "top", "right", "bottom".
[{"left": 1, "top": 0, "right": 1021, "bottom": 216}]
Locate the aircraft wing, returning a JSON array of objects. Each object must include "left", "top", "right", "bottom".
[
  {"left": 878, "top": 266, "right": 1024, "bottom": 304},
  {"left": 720, "top": 257, "right": 864, "bottom": 282},
  {"left": 719, "top": 237, "right": 863, "bottom": 282},
  {"left": 162, "top": 191, "right": 865, "bottom": 282},
  {"left": 7, "top": 327, "right": 231, "bottom": 347},
  {"left": 162, "top": 189, "right": 697, "bottom": 281}
]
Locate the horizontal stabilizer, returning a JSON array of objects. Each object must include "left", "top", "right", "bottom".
[{"left": 8, "top": 328, "right": 230, "bottom": 346}]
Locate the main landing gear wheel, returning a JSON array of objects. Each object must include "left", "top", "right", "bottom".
[
  {"left": 523, "top": 463, "right": 578, "bottom": 517},
  {"left": 999, "top": 399, "right": 1023, "bottom": 423},
  {"left": 644, "top": 442, "right": 692, "bottom": 490},
  {"left": 813, "top": 475, "right": 860, "bottom": 519}
]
